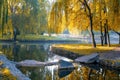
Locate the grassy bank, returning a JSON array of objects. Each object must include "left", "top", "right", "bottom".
[
  {"left": 17, "top": 34, "right": 60, "bottom": 40},
  {"left": 0, "top": 34, "right": 60, "bottom": 40},
  {"left": 52, "top": 44, "right": 120, "bottom": 55}
]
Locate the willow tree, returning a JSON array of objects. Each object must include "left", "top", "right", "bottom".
[
  {"left": 91, "top": 0, "right": 108, "bottom": 46},
  {"left": 48, "top": 0, "right": 67, "bottom": 35},
  {"left": 48, "top": 0, "right": 96, "bottom": 47},
  {"left": 49, "top": 0, "right": 120, "bottom": 47},
  {"left": 99, "top": 0, "right": 120, "bottom": 45},
  {"left": 108, "top": 0, "right": 120, "bottom": 44}
]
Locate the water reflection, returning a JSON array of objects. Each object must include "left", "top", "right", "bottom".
[
  {"left": 0, "top": 43, "right": 120, "bottom": 80},
  {"left": 59, "top": 66, "right": 120, "bottom": 80}
]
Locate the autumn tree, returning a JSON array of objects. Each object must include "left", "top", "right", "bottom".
[
  {"left": 2, "top": 0, "right": 49, "bottom": 38},
  {"left": 78, "top": 0, "right": 96, "bottom": 47},
  {"left": 108, "top": 0, "right": 120, "bottom": 44},
  {"left": 48, "top": 0, "right": 67, "bottom": 36},
  {"left": 0, "top": 0, "right": 8, "bottom": 38}
]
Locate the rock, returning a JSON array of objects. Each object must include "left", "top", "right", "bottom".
[
  {"left": 17, "top": 60, "right": 45, "bottom": 67},
  {"left": 0, "top": 54, "right": 30, "bottom": 80},
  {"left": 59, "top": 60, "right": 74, "bottom": 69},
  {"left": 58, "top": 60, "right": 74, "bottom": 78},
  {"left": 17, "top": 60, "right": 59, "bottom": 67},
  {"left": 75, "top": 53, "right": 99, "bottom": 63}
]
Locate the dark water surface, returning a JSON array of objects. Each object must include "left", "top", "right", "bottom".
[{"left": 0, "top": 43, "right": 120, "bottom": 80}]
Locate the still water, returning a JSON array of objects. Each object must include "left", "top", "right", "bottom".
[{"left": 0, "top": 43, "right": 120, "bottom": 80}]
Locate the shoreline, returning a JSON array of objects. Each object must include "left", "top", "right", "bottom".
[
  {"left": 0, "top": 39, "right": 82, "bottom": 44},
  {"left": 51, "top": 46, "right": 120, "bottom": 69}
]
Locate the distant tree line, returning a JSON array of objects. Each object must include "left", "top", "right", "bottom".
[{"left": 0, "top": 0, "right": 50, "bottom": 39}]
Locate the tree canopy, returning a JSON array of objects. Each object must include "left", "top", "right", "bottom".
[
  {"left": 48, "top": 0, "right": 120, "bottom": 47},
  {"left": 0, "top": 0, "right": 120, "bottom": 46}
]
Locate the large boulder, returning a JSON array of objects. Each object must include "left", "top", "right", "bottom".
[{"left": 75, "top": 53, "right": 99, "bottom": 63}]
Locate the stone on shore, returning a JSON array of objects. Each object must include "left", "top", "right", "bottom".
[
  {"left": 75, "top": 53, "right": 99, "bottom": 63},
  {"left": 17, "top": 60, "right": 45, "bottom": 67},
  {"left": 58, "top": 60, "right": 74, "bottom": 78},
  {"left": 0, "top": 55, "right": 30, "bottom": 80}
]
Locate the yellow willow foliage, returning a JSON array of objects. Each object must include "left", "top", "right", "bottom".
[
  {"left": 48, "top": 0, "right": 66, "bottom": 34},
  {"left": 101, "top": 0, "right": 119, "bottom": 31},
  {"left": 49, "top": 0, "right": 120, "bottom": 34},
  {"left": 68, "top": 25, "right": 80, "bottom": 35}
]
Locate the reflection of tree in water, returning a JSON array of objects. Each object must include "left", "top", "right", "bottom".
[
  {"left": 12, "top": 43, "right": 20, "bottom": 61},
  {"left": 17, "top": 44, "right": 48, "bottom": 61},
  {"left": 0, "top": 44, "right": 49, "bottom": 61},
  {"left": 0, "top": 43, "right": 53, "bottom": 80},
  {"left": 11, "top": 44, "right": 48, "bottom": 61},
  {"left": 56, "top": 65, "right": 120, "bottom": 80},
  {"left": 18, "top": 66, "right": 59, "bottom": 80},
  {"left": 1, "top": 44, "right": 15, "bottom": 60},
  {"left": 0, "top": 43, "right": 21, "bottom": 61},
  {"left": 18, "top": 67, "right": 46, "bottom": 80}
]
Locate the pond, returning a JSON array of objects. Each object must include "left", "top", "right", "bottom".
[{"left": 0, "top": 43, "right": 120, "bottom": 80}]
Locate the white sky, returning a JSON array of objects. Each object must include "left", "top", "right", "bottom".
[{"left": 48, "top": 0, "right": 56, "bottom": 4}]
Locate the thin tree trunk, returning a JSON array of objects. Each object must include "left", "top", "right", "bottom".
[
  {"left": 106, "top": 29, "right": 110, "bottom": 46},
  {"left": 1, "top": 4, "right": 5, "bottom": 38},
  {"left": 106, "top": 20, "right": 110, "bottom": 46},
  {"left": 100, "top": 21, "right": 104, "bottom": 46},
  {"left": 104, "top": 24, "right": 107, "bottom": 45},
  {"left": 5, "top": 0, "right": 8, "bottom": 23},
  {"left": 84, "top": 0, "right": 96, "bottom": 48},
  {"left": 89, "top": 15, "right": 96, "bottom": 48},
  {"left": 0, "top": 0, "right": 3, "bottom": 37},
  {"left": 99, "top": 0, "right": 104, "bottom": 46},
  {"left": 1, "top": 0, "right": 8, "bottom": 38}
]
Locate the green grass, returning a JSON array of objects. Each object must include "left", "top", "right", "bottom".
[
  {"left": 17, "top": 34, "right": 59, "bottom": 40},
  {"left": 0, "top": 34, "right": 61, "bottom": 40}
]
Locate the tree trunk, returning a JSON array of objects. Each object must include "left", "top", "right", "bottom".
[
  {"left": 104, "top": 24, "right": 107, "bottom": 45},
  {"left": 84, "top": 0, "right": 96, "bottom": 48},
  {"left": 5, "top": 0, "right": 8, "bottom": 23},
  {"left": 100, "top": 21, "right": 104, "bottom": 46},
  {"left": 1, "top": 4, "right": 5, "bottom": 38},
  {"left": 1, "top": 0, "right": 8, "bottom": 38},
  {"left": 89, "top": 15, "right": 96, "bottom": 48},
  {"left": 107, "top": 30, "right": 110, "bottom": 46},
  {"left": 106, "top": 20, "right": 110, "bottom": 46}
]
